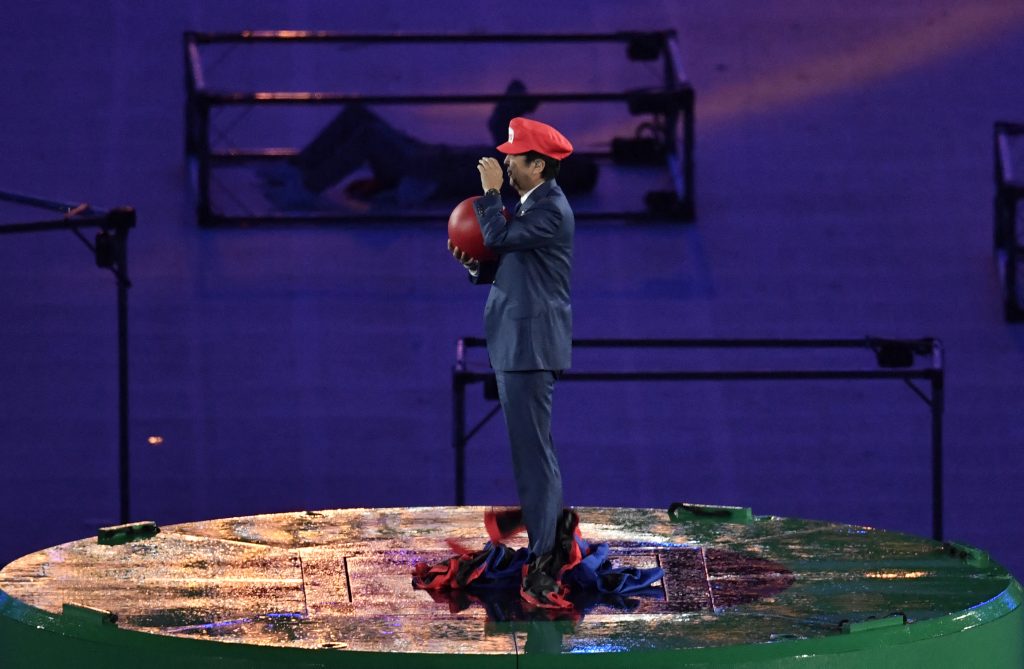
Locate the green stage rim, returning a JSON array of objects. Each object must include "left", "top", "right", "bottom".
[{"left": 1, "top": 505, "right": 1021, "bottom": 667}]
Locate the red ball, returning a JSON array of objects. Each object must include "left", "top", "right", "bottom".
[{"left": 448, "top": 196, "right": 501, "bottom": 262}]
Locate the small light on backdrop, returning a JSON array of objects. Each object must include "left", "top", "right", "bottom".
[{"left": 147, "top": 436, "right": 164, "bottom": 446}]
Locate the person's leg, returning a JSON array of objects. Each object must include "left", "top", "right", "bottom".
[
  {"left": 291, "top": 104, "right": 375, "bottom": 178},
  {"left": 494, "top": 369, "right": 563, "bottom": 557},
  {"left": 292, "top": 104, "right": 423, "bottom": 193}
]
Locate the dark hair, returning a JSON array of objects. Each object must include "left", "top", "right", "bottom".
[{"left": 523, "top": 150, "right": 560, "bottom": 180}]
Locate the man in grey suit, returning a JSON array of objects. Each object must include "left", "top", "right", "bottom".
[{"left": 449, "top": 117, "right": 576, "bottom": 609}]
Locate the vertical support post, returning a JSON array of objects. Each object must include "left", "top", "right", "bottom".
[
  {"left": 108, "top": 208, "right": 135, "bottom": 524},
  {"left": 994, "top": 123, "right": 1004, "bottom": 250},
  {"left": 1008, "top": 198, "right": 1019, "bottom": 319},
  {"left": 184, "top": 33, "right": 196, "bottom": 160},
  {"left": 681, "top": 87, "right": 696, "bottom": 219},
  {"left": 994, "top": 124, "right": 1023, "bottom": 320},
  {"left": 660, "top": 38, "right": 683, "bottom": 210},
  {"left": 453, "top": 371, "right": 467, "bottom": 506},
  {"left": 663, "top": 33, "right": 696, "bottom": 220},
  {"left": 930, "top": 343, "right": 944, "bottom": 541},
  {"left": 117, "top": 258, "right": 130, "bottom": 524}
]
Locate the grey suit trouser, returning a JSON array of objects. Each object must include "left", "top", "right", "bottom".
[{"left": 494, "top": 369, "right": 563, "bottom": 557}]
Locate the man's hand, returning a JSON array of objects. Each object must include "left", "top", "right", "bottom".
[
  {"left": 448, "top": 239, "right": 480, "bottom": 272},
  {"left": 478, "top": 157, "right": 504, "bottom": 193}
]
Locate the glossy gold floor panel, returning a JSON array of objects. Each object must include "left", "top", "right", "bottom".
[{"left": 1, "top": 506, "right": 1021, "bottom": 666}]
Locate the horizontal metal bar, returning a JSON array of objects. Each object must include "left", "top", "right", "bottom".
[
  {"left": 186, "top": 30, "right": 676, "bottom": 45},
  {"left": 0, "top": 219, "right": 103, "bottom": 234},
  {"left": 208, "top": 148, "right": 614, "bottom": 162},
  {"left": 0, "top": 197, "right": 134, "bottom": 235},
  {"left": 211, "top": 148, "right": 300, "bottom": 160},
  {"left": 0, "top": 214, "right": 130, "bottom": 234},
  {"left": 454, "top": 370, "right": 937, "bottom": 382},
  {"left": 0, "top": 190, "right": 96, "bottom": 215},
  {"left": 195, "top": 90, "right": 691, "bottom": 105},
  {"left": 995, "top": 120, "right": 1024, "bottom": 135},
  {"left": 457, "top": 336, "right": 937, "bottom": 350},
  {"left": 573, "top": 370, "right": 937, "bottom": 381},
  {"left": 199, "top": 210, "right": 678, "bottom": 225}
]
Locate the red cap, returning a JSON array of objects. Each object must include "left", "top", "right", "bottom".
[{"left": 495, "top": 117, "right": 573, "bottom": 160}]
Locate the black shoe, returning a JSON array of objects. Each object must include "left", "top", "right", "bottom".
[
  {"left": 550, "top": 508, "right": 582, "bottom": 581},
  {"left": 520, "top": 553, "right": 572, "bottom": 609},
  {"left": 489, "top": 79, "right": 540, "bottom": 144}
]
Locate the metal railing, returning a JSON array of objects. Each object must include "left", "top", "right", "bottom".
[{"left": 452, "top": 336, "right": 945, "bottom": 539}]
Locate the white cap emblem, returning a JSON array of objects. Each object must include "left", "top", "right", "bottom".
[{"left": 508, "top": 126, "right": 515, "bottom": 144}]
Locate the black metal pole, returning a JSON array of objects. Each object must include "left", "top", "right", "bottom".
[
  {"left": 0, "top": 196, "right": 135, "bottom": 523},
  {"left": 931, "top": 369, "right": 944, "bottom": 541},
  {"left": 1009, "top": 199, "right": 1020, "bottom": 319},
  {"left": 109, "top": 209, "right": 134, "bottom": 524},
  {"left": 116, "top": 256, "right": 129, "bottom": 525},
  {"left": 683, "top": 89, "right": 696, "bottom": 219},
  {"left": 117, "top": 264, "right": 130, "bottom": 523},
  {"left": 453, "top": 372, "right": 466, "bottom": 506}
]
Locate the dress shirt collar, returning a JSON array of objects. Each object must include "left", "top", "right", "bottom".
[{"left": 519, "top": 182, "right": 543, "bottom": 207}]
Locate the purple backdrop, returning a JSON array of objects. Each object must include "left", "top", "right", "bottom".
[{"left": 1, "top": 2, "right": 1023, "bottom": 581}]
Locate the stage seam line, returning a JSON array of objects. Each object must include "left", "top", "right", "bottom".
[
  {"left": 343, "top": 556, "right": 353, "bottom": 603},
  {"left": 297, "top": 553, "right": 310, "bottom": 617},
  {"left": 700, "top": 546, "right": 717, "bottom": 612},
  {"left": 656, "top": 552, "right": 669, "bottom": 602}
]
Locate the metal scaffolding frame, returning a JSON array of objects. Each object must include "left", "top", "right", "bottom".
[{"left": 184, "top": 30, "right": 696, "bottom": 226}]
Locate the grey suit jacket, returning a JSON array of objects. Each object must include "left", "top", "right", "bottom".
[{"left": 471, "top": 179, "right": 574, "bottom": 372}]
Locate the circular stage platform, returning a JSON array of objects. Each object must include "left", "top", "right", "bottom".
[{"left": 0, "top": 505, "right": 1021, "bottom": 667}]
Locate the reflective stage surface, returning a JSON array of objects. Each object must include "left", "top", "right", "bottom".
[{"left": 1, "top": 506, "right": 1021, "bottom": 667}]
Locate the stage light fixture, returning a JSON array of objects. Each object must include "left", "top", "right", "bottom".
[
  {"left": 871, "top": 340, "right": 916, "bottom": 368},
  {"left": 94, "top": 231, "right": 116, "bottom": 268},
  {"left": 611, "top": 137, "right": 666, "bottom": 165},
  {"left": 627, "top": 33, "right": 665, "bottom": 61}
]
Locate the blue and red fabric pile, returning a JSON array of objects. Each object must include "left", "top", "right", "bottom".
[{"left": 412, "top": 508, "right": 664, "bottom": 612}]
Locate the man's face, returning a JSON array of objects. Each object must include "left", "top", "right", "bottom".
[{"left": 503, "top": 153, "right": 543, "bottom": 195}]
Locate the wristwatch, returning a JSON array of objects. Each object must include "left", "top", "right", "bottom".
[{"left": 484, "top": 188, "right": 501, "bottom": 199}]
